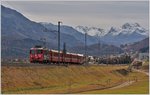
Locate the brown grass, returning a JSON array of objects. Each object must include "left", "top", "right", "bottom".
[{"left": 2, "top": 64, "right": 146, "bottom": 94}]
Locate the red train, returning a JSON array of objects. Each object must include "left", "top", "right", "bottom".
[{"left": 29, "top": 46, "right": 85, "bottom": 64}]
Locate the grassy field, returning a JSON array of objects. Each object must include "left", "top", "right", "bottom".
[
  {"left": 1, "top": 64, "right": 149, "bottom": 94},
  {"left": 141, "top": 60, "right": 149, "bottom": 72},
  {"left": 82, "top": 71, "right": 149, "bottom": 94}
]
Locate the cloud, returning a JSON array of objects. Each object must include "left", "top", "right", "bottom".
[{"left": 1, "top": 1, "right": 149, "bottom": 29}]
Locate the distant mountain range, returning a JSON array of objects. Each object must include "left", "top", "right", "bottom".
[
  {"left": 41, "top": 22, "right": 148, "bottom": 46},
  {"left": 75, "top": 23, "right": 148, "bottom": 46},
  {"left": 69, "top": 43, "right": 124, "bottom": 56},
  {"left": 40, "top": 22, "right": 98, "bottom": 45},
  {"left": 1, "top": 5, "right": 149, "bottom": 59}
]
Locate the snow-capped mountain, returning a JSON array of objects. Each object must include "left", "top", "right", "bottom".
[
  {"left": 75, "top": 26, "right": 106, "bottom": 37},
  {"left": 76, "top": 23, "right": 148, "bottom": 37},
  {"left": 105, "top": 23, "right": 148, "bottom": 37},
  {"left": 102, "top": 23, "right": 149, "bottom": 46},
  {"left": 106, "top": 27, "right": 121, "bottom": 36},
  {"left": 120, "top": 23, "right": 148, "bottom": 36},
  {"left": 122, "top": 23, "right": 140, "bottom": 29}
]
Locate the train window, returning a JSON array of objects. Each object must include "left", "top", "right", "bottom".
[
  {"left": 30, "top": 50, "right": 35, "bottom": 54},
  {"left": 53, "top": 52, "right": 58, "bottom": 56},
  {"left": 37, "top": 50, "right": 43, "bottom": 54}
]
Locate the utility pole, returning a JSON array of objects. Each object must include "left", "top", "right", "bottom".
[
  {"left": 85, "top": 32, "right": 87, "bottom": 65},
  {"left": 58, "top": 21, "right": 62, "bottom": 65},
  {"left": 99, "top": 37, "right": 100, "bottom": 56},
  {"left": 63, "top": 42, "right": 66, "bottom": 54}
]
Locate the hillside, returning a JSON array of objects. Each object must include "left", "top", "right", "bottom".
[
  {"left": 70, "top": 43, "right": 123, "bottom": 56},
  {"left": 2, "top": 64, "right": 148, "bottom": 94},
  {"left": 122, "top": 37, "right": 149, "bottom": 53}
]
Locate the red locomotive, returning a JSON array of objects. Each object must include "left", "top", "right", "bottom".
[{"left": 30, "top": 46, "right": 85, "bottom": 64}]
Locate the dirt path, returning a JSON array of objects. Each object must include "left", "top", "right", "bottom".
[
  {"left": 108, "top": 69, "right": 149, "bottom": 90},
  {"left": 108, "top": 81, "right": 134, "bottom": 90},
  {"left": 74, "top": 80, "right": 135, "bottom": 93}
]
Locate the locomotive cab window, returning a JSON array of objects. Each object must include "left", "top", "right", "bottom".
[
  {"left": 30, "top": 50, "right": 35, "bottom": 54},
  {"left": 37, "top": 50, "right": 43, "bottom": 54}
]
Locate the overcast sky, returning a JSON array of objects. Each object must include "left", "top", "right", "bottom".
[{"left": 1, "top": 1, "right": 149, "bottom": 30}]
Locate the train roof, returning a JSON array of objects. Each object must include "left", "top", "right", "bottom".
[
  {"left": 50, "top": 50, "right": 84, "bottom": 56},
  {"left": 30, "top": 47, "right": 48, "bottom": 50},
  {"left": 77, "top": 54, "right": 84, "bottom": 56},
  {"left": 67, "top": 52, "right": 84, "bottom": 56},
  {"left": 50, "top": 49, "right": 63, "bottom": 53},
  {"left": 30, "top": 48, "right": 84, "bottom": 56}
]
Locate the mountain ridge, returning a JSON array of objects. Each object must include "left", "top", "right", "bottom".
[{"left": 122, "top": 37, "right": 149, "bottom": 53}]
